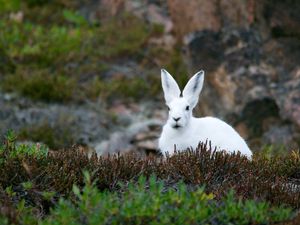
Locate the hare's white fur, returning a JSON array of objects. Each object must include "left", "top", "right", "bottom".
[{"left": 158, "top": 69, "right": 252, "bottom": 159}]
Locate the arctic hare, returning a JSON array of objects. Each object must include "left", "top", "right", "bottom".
[{"left": 158, "top": 69, "right": 252, "bottom": 159}]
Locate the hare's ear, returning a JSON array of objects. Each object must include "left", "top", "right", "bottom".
[
  {"left": 182, "top": 70, "right": 204, "bottom": 108},
  {"left": 161, "top": 69, "right": 181, "bottom": 104}
]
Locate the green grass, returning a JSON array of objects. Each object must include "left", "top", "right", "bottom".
[
  {"left": 49, "top": 176, "right": 292, "bottom": 225},
  {"left": 0, "top": 130, "right": 48, "bottom": 160},
  {"left": 0, "top": 0, "right": 20, "bottom": 13},
  {"left": 2, "top": 173, "right": 292, "bottom": 225}
]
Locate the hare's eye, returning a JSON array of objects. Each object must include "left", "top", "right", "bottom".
[
  {"left": 167, "top": 106, "right": 170, "bottom": 111},
  {"left": 185, "top": 106, "right": 190, "bottom": 111}
]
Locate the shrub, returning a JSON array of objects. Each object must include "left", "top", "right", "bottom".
[
  {"left": 0, "top": 173, "right": 294, "bottom": 225},
  {"left": 86, "top": 76, "right": 160, "bottom": 101},
  {"left": 1, "top": 131, "right": 299, "bottom": 223},
  {"left": 40, "top": 174, "right": 292, "bottom": 225},
  {"left": 0, "top": 134, "right": 299, "bottom": 207},
  {"left": 0, "top": 10, "right": 165, "bottom": 102},
  {"left": 18, "top": 122, "right": 75, "bottom": 149},
  {"left": 2, "top": 70, "right": 75, "bottom": 102},
  {"left": 0, "top": 130, "right": 48, "bottom": 160}
]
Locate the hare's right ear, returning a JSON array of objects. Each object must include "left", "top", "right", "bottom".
[
  {"left": 182, "top": 70, "right": 204, "bottom": 109},
  {"left": 161, "top": 69, "right": 181, "bottom": 104}
]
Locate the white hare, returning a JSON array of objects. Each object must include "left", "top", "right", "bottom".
[{"left": 158, "top": 69, "right": 252, "bottom": 159}]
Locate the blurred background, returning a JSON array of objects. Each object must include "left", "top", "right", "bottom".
[{"left": 0, "top": 0, "right": 299, "bottom": 156}]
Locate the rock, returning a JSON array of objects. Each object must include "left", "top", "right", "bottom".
[
  {"left": 167, "top": 0, "right": 256, "bottom": 41},
  {"left": 134, "top": 131, "right": 159, "bottom": 141},
  {"left": 262, "top": 125, "right": 297, "bottom": 147},
  {"left": 184, "top": 30, "right": 223, "bottom": 73},
  {"left": 219, "top": 0, "right": 254, "bottom": 27},
  {"left": 79, "top": 0, "right": 125, "bottom": 22},
  {"left": 73, "top": 0, "right": 300, "bottom": 42},
  {"left": 0, "top": 87, "right": 165, "bottom": 154},
  {"left": 94, "top": 119, "right": 163, "bottom": 156},
  {"left": 103, "top": 61, "right": 143, "bottom": 80},
  {"left": 136, "top": 140, "right": 158, "bottom": 151},
  {"left": 125, "top": 1, "right": 176, "bottom": 50},
  {"left": 167, "top": 0, "right": 220, "bottom": 40},
  {"left": 184, "top": 27, "right": 300, "bottom": 150},
  {"left": 263, "top": 0, "right": 300, "bottom": 39},
  {"left": 235, "top": 122, "right": 249, "bottom": 140},
  {"left": 94, "top": 132, "right": 132, "bottom": 156},
  {"left": 145, "top": 4, "right": 173, "bottom": 32},
  {"left": 9, "top": 11, "right": 24, "bottom": 23},
  {"left": 0, "top": 93, "right": 114, "bottom": 148},
  {"left": 101, "top": 0, "right": 125, "bottom": 18}
]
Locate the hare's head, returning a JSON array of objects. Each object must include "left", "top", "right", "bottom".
[{"left": 161, "top": 69, "right": 204, "bottom": 130}]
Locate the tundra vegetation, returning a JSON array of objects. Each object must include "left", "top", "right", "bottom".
[
  {"left": 0, "top": 131, "right": 300, "bottom": 224},
  {"left": 0, "top": 0, "right": 186, "bottom": 103},
  {"left": 0, "top": 1, "right": 300, "bottom": 224}
]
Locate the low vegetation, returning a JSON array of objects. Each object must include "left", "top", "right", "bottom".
[
  {"left": 0, "top": 131, "right": 299, "bottom": 224},
  {"left": 0, "top": 0, "right": 187, "bottom": 103},
  {"left": 1, "top": 1, "right": 299, "bottom": 224},
  {"left": 18, "top": 123, "right": 75, "bottom": 149},
  {"left": 1, "top": 173, "right": 293, "bottom": 225}
]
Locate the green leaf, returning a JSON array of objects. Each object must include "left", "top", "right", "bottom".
[
  {"left": 72, "top": 185, "right": 81, "bottom": 197},
  {"left": 63, "top": 10, "right": 87, "bottom": 26}
]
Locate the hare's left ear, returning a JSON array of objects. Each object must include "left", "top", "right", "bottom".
[
  {"left": 161, "top": 69, "right": 181, "bottom": 104},
  {"left": 182, "top": 70, "right": 204, "bottom": 109}
]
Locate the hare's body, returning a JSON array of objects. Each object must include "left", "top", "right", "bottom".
[
  {"left": 158, "top": 69, "right": 252, "bottom": 159},
  {"left": 159, "top": 116, "right": 251, "bottom": 157}
]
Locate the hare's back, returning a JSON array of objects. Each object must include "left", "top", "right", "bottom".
[
  {"left": 196, "top": 117, "right": 236, "bottom": 132},
  {"left": 194, "top": 117, "right": 251, "bottom": 156}
]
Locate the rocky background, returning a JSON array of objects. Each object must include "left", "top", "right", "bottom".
[{"left": 0, "top": 0, "right": 300, "bottom": 155}]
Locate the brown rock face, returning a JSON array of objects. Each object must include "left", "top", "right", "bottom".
[
  {"left": 263, "top": 0, "right": 300, "bottom": 39},
  {"left": 100, "top": 0, "right": 125, "bottom": 17},
  {"left": 219, "top": 0, "right": 254, "bottom": 27},
  {"left": 167, "top": 0, "right": 221, "bottom": 40},
  {"left": 167, "top": 0, "right": 256, "bottom": 41}
]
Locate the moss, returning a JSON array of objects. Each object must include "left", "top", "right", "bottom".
[
  {"left": 18, "top": 122, "right": 74, "bottom": 149},
  {"left": 151, "top": 23, "right": 165, "bottom": 36},
  {"left": 85, "top": 75, "right": 160, "bottom": 101},
  {"left": 258, "top": 144, "right": 291, "bottom": 159},
  {"left": 93, "top": 13, "right": 151, "bottom": 59},
  {"left": 0, "top": 47, "right": 15, "bottom": 73},
  {"left": 2, "top": 69, "right": 75, "bottom": 102},
  {"left": 1, "top": 12, "right": 151, "bottom": 60},
  {"left": 0, "top": 0, "right": 21, "bottom": 13},
  {"left": 0, "top": 20, "right": 84, "bottom": 66},
  {"left": 0, "top": 3, "right": 173, "bottom": 102},
  {"left": 24, "top": 0, "right": 51, "bottom": 7}
]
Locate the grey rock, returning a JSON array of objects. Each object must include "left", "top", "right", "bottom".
[
  {"left": 0, "top": 93, "right": 113, "bottom": 147},
  {"left": 184, "top": 28, "right": 300, "bottom": 150},
  {"left": 94, "top": 119, "right": 163, "bottom": 156},
  {"left": 262, "top": 125, "right": 295, "bottom": 146}
]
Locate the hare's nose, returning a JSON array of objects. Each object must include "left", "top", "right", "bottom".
[{"left": 173, "top": 117, "right": 181, "bottom": 122}]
